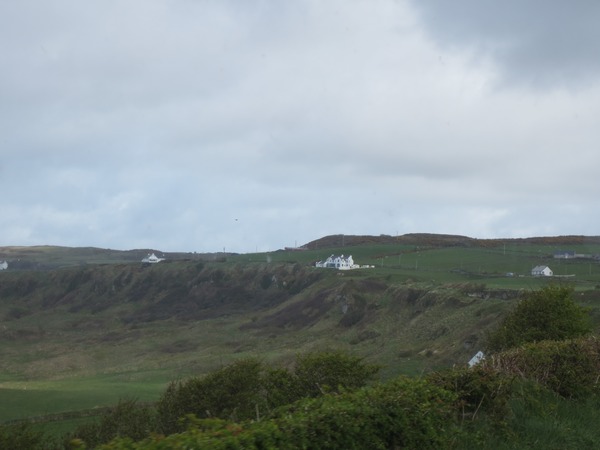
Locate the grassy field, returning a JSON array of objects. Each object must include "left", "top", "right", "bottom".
[
  {"left": 238, "top": 241, "right": 600, "bottom": 289},
  {"left": 0, "top": 371, "right": 172, "bottom": 423}
]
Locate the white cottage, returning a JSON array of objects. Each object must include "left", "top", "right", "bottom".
[
  {"left": 531, "top": 265, "right": 553, "bottom": 277},
  {"left": 0, "top": 261, "right": 7, "bottom": 270},
  {"left": 315, "top": 254, "right": 359, "bottom": 270}
]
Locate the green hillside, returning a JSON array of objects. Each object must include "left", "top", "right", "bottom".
[{"left": 1, "top": 234, "right": 600, "bottom": 428}]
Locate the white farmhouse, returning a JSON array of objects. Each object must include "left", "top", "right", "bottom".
[
  {"left": 531, "top": 265, "right": 553, "bottom": 277},
  {"left": 142, "top": 253, "right": 165, "bottom": 264},
  {"left": 315, "top": 254, "right": 359, "bottom": 270},
  {"left": 0, "top": 261, "right": 7, "bottom": 270}
]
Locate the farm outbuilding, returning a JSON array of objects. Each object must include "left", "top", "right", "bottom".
[{"left": 531, "top": 265, "right": 553, "bottom": 277}]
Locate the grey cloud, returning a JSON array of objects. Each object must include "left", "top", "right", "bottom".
[
  {"left": 409, "top": 0, "right": 600, "bottom": 88},
  {"left": 1, "top": 1, "right": 600, "bottom": 252}
]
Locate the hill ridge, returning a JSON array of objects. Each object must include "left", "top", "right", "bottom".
[{"left": 304, "top": 233, "right": 600, "bottom": 250}]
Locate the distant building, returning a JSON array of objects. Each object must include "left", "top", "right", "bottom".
[
  {"left": 142, "top": 253, "right": 165, "bottom": 264},
  {"left": 554, "top": 250, "right": 593, "bottom": 259},
  {"left": 315, "top": 254, "right": 359, "bottom": 270},
  {"left": 531, "top": 265, "right": 553, "bottom": 277},
  {"left": 554, "top": 250, "right": 575, "bottom": 259},
  {"left": 468, "top": 351, "right": 485, "bottom": 367},
  {"left": 0, "top": 261, "right": 7, "bottom": 270}
]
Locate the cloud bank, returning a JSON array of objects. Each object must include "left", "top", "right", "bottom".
[{"left": 1, "top": 1, "right": 599, "bottom": 252}]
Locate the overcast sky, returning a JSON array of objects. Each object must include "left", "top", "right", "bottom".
[{"left": 1, "top": 1, "right": 599, "bottom": 253}]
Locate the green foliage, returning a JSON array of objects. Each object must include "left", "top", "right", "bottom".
[
  {"left": 68, "top": 398, "right": 156, "bottom": 448},
  {"left": 485, "top": 286, "right": 591, "bottom": 353},
  {"left": 155, "top": 352, "right": 380, "bottom": 435},
  {"left": 501, "top": 384, "right": 600, "bottom": 449},
  {"left": 260, "top": 367, "right": 299, "bottom": 411},
  {"left": 450, "top": 381, "right": 600, "bottom": 449},
  {"left": 487, "top": 336, "right": 600, "bottom": 399},
  {"left": 0, "top": 423, "right": 53, "bottom": 450},
  {"left": 292, "top": 350, "right": 380, "bottom": 398},
  {"left": 100, "top": 376, "right": 459, "bottom": 450},
  {"left": 156, "top": 358, "right": 266, "bottom": 434},
  {"left": 427, "top": 365, "right": 514, "bottom": 421}
]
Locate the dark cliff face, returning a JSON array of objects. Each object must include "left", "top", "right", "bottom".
[{"left": 0, "top": 262, "right": 325, "bottom": 323}]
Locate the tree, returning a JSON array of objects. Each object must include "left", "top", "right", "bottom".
[
  {"left": 156, "top": 358, "right": 266, "bottom": 434},
  {"left": 155, "top": 351, "right": 381, "bottom": 435},
  {"left": 485, "top": 285, "right": 591, "bottom": 353},
  {"left": 68, "top": 398, "right": 156, "bottom": 448},
  {"left": 0, "top": 423, "right": 48, "bottom": 450},
  {"left": 292, "top": 350, "right": 380, "bottom": 398}
]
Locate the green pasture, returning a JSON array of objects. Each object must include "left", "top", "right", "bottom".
[
  {"left": 0, "top": 371, "right": 169, "bottom": 423},
  {"left": 236, "top": 242, "right": 600, "bottom": 289}
]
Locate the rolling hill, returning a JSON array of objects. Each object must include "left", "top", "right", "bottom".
[{"left": 1, "top": 233, "right": 600, "bottom": 424}]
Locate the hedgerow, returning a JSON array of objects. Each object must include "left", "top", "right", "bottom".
[
  {"left": 99, "top": 376, "right": 460, "bottom": 450},
  {"left": 155, "top": 351, "right": 380, "bottom": 435},
  {"left": 485, "top": 336, "right": 600, "bottom": 399},
  {"left": 426, "top": 365, "right": 514, "bottom": 421},
  {"left": 67, "top": 398, "right": 156, "bottom": 449}
]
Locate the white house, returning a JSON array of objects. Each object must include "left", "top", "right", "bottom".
[
  {"left": 315, "top": 254, "right": 359, "bottom": 270},
  {"left": 142, "top": 253, "right": 165, "bottom": 264},
  {"left": 0, "top": 261, "right": 7, "bottom": 270},
  {"left": 531, "top": 265, "right": 553, "bottom": 277}
]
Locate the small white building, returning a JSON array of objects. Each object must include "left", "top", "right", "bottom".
[
  {"left": 0, "top": 261, "right": 7, "bottom": 270},
  {"left": 142, "top": 253, "right": 165, "bottom": 264},
  {"left": 468, "top": 351, "right": 485, "bottom": 368},
  {"left": 315, "top": 254, "right": 359, "bottom": 270},
  {"left": 531, "top": 265, "right": 553, "bottom": 277}
]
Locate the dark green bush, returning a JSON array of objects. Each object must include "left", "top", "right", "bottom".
[
  {"left": 427, "top": 365, "right": 514, "bottom": 421},
  {"left": 293, "top": 350, "right": 380, "bottom": 398},
  {"left": 101, "top": 376, "right": 459, "bottom": 450},
  {"left": 156, "top": 358, "right": 266, "bottom": 434},
  {"left": 0, "top": 423, "right": 51, "bottom": 450},
  {"left": 486, "top": 336, "right": 600, "bottom": 399},
  {"left": 260, "top": 367, "right": 299, "bottom": 413},
  {"left": 485, "top": 285, "right": 591, "bottom": 353},
  {"left": 156, "top": 351, "right": 380, "bottom": 435},
  {"left": 67, "top": 398, "right": 156, "bottom": 448}
]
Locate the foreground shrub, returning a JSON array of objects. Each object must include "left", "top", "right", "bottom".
[
  {"left": 101, "top": 376, "right": 459, "bottom": 450},
  {"left": 156, "top": 352, "right": 380, "bottom": 435},
  {"left": 485, "top": 285, "right": 590, "bottom": 353},
  {"left": 0, "top": 423, "right": 50, "bottom": 450},
  {"left": 486, "top": 336, "right": 600, "bottom": 399},
  {"left": 68, "top": 398, "right": 156, "bottom": 448},
  {"left": 156, "top": 358, "right": 266, "bottom": 434},
  {"left": 292, "top": 350, "right": 380, "bottom": 398},
  {"left": 427, "top": 365, "right": 514, "bottom": 421}
]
